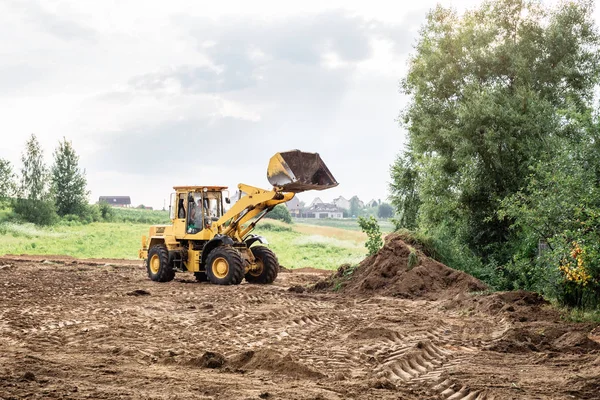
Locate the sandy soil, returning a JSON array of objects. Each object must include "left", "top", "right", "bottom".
[{"left": 1, "top": 256, "right": 599, "bottom": 400}]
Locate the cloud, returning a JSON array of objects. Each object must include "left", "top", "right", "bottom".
[{"left": 6, "top": 1, "right": 96, "bottom": 42}]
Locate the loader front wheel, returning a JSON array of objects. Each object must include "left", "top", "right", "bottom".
[
  {"left": 206, "top": 246, "right": 244, "bottom": 285},
  {"left": 245, "top": 246, "right": 278, "bottom": 284},
  {"left": 146, "top": 245, "right": 175, "bottom": 282}
]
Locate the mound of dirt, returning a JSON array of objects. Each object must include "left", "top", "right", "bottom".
[
  {"left": 186, "top": 351, "right": 226, "bottom": 369},
  {"left": 318, "top": 234, "right": 487, "bottom": 300},
  {"left": 228, "top": 349, "right": 325, "bottom": 379}
]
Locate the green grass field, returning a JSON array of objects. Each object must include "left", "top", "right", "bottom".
[
  {"left": 294, "top": 217, "right": 395, "bottom": 233},
  {"left": 0, "top": 211, "right": 377, "bottom": 270}
]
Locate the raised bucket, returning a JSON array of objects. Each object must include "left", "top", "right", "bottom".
[{"left": 267, "top": 150, "right": 338, "bottom": 192}]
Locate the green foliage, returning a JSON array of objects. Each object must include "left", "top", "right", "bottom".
[
  {"left": 349, "top": 196, "right": 361, "bottom": 218},
  {"left": 15, "top": 135, "right": 58, "bottom": 225},
  {"left": 394, "top": 0, "right": 600, "bottom": 258},
  {"left": 496, "top": 108, "right": 600, "bottom": 307},
  {"left": 407, "top": 250, "right": 418, "bottom": 270},
  {"left": 389, "top": 151, "right": 420, "bottom": 229},
  {"left": 390, "top": 0, "right": 600, "bottom": 302},
  {"left": 258, "top": 221, "right": 293, "bottom": 232},
  {"left": 111, "top": 207, "right": 170, "bottom": 224},
  {"left": 377, "top": 203, "right": 394, "bottom": 219},
  {"left": 0, "top": 158, "right": 16, "bottom": 204},
  {"left": 266, "top": 204, "right": 292, "bottom": 223},
  {"left": 51, "top": 138, "right": 89, "bottom": 217},
  {"left": 357, "top": 216, "right": 383, "bottom": 256},
  {"left": 294, "top": 218, "right": 395, "bottom": 233},
  {"left": 98, "top": 201, "right": 115, "bottom": 222},
  {"left": 12, "top": 199, "right": 58, "bottom": 226},
  {"left": 19, "top": 134, "right": 48, "bottom": 201}
]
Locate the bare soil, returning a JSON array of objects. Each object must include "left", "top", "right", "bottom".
[{"left": 1, "top": 253, "right": 599, "bottom": 400}]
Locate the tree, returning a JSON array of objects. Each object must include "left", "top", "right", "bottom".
[
  {"left": 266, "top": 204, "right": 292, "bottom": 223},
  {"left": 20, "top": 134, "right": 47, "bottom": 201},
  {"left": 358, "top": 216, "right": 383, "bottom": 256},
  {"left": 389, "top": 151, "right": 420, "bottom": 229},
  {"left": 349, "top": 196, "right": 361, "bottom": 218},
  {"left": 51, "top": 138, "right": 89, "bottom": 217},
  {"left": 377, "top": 203, "right": 394, "bottom": 219},
  {"left": 0, "top": 158, "right": 16, "bottom": 203},
  {"left": 392, "top": 0, "right": 600, "bottom": 263},
  {"left": 14, "top": 134, "right": 57, "bottom": 225}
]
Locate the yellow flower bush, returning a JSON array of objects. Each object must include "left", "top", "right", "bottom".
[{"left": 559, "top": 242, "right": 593, "bottom": 286}]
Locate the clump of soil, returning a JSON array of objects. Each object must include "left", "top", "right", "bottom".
[
  {"left": 229, "top": 349, "right": 324, "bottom": 379},
  {"left": 186, "top": 351, "right": 226, "bottom": 369},
  {"left": 316, "top": 234, "right": 487, "bottom": 300}
]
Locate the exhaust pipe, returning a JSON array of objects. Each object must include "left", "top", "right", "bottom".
[{"left": 267, "top": 150, "right": 338, "bottom": 193}]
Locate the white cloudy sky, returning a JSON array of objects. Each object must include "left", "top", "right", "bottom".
[{"left": 1, "top": 0, "right": 597, "bottom": 209}]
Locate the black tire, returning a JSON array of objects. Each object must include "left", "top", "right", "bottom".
[
  {"left": 194, "top": 271, "right": 208, "bottom": 282},
  {"left": 205, "top": 246, "right": 244, "bottom": 285},
  {"left": 245, "top": 246, "right": 278, "bottom": 284},
  {"left": 146, "top": 245, "right": 175, "bottom": 282}
]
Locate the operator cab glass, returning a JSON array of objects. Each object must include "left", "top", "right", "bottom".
[{"left": 186, "top": 190, "right": 224, "bottom": 233}]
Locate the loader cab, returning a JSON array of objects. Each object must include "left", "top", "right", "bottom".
[{"left": 170, "top": 186, "right": 229, "bottom": 236}]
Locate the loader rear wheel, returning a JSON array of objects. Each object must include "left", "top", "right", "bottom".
[
  {"left": 206, "top": 246, "right": 244, "bottom": 285},
  {"left": 146, "top": 245, "right": 175, "bottom": 282},
  {"left": 245, "top": 246, "right": 278, "bottom": 284}
]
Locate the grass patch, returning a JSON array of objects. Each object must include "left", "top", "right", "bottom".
[
  {"left": 254, "top": 226, "right": 365, "bottom": 270},
  {"left": 0, "top": 218, "right": 368, "bottom": 270},
  {"left": 0, "top": 222, "right": 149, "bottom": 259},
  {"left": 560, "top": 307, "right": 600, "bottom": 323},
  {"left": 294, "top": 218, "right": 395, "bottom": 233}
]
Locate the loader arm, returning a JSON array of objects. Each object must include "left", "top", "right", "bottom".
[{"left": 213, "top": 183, "right": 295, "bottom": 241}]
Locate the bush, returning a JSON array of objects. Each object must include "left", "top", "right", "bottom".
[
  {"left": 357, "top": 216, "right": 383, "bottom": 256},
  {"left": 98, "top": 201, "right": 115, "bottom": 222},
  {"left": 266, "top": 204, "right": 292, "bottom": 224},
  {"left": 13, "top": 198, "right": 58, "bottom": 226},
  {"left": 257, "top": 221, "right": 293, "bottom": 232}
]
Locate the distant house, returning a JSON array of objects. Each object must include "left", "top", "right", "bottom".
[
  {"left": 99, "top": 196, "right": 131, "bottom": 207},
  {"left": 309, "top": 197, "right": 324, "bottom": 207},
  {"left": 366, "top": 199, "right": 378, "bottom": 208},
  {"left": 285, "top": 197, "right": 302, "bottom": 218},
  {"left": 302, "top": 203, "right": 343, "bottom": 219},
  {"left": 333, "top": 196, "right": 350, "bottom": 210}
]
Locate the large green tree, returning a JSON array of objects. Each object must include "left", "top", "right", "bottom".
[
  {"left": 391, "top": 0, "right": 600, "bottom": 263},
  {"left": 51, "top": 138, "right": 89, "bottom": 216}
]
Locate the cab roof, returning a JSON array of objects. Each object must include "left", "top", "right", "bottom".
[{"left": 173, "top": 186, "right": 228, "bottom": 191}]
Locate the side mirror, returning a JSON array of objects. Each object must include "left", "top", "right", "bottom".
[{"left": 225, "top": 197, "right": 231, "bottom": 204}]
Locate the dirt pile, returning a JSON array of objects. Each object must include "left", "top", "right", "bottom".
[
  {"left": 228, "top": 349, "right": 325, "bottom": 379},
  {"left": 318, "top": 234, "right": 487, "bottom": 300}
]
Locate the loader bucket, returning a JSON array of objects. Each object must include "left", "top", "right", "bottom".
[{"left": 267, "top": 150, "right": 338, "bottom": 192}]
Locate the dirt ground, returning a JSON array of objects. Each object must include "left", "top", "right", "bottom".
[{"left": 1, "top": 254, "right": 599, "bottom": 400}]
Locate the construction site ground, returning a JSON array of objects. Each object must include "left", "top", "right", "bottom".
[{"left": 1, "top": 254, "right": 599, "bottom": 400}]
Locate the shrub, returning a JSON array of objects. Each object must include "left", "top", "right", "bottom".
[
  {"left": 98, "top": 201, "right": 115, "bottom": 222},
  {"left": 357, "top": 216, "right": 383, "bottom": 256},
  {"left": 13, "top": 198, "right": 58, "bottom": 226},
  {"left": 266, "top": 204, "right": 292, "bottom": 224},
  {"left": 257, "top": 221, "right": 293, "bottom": 232}
]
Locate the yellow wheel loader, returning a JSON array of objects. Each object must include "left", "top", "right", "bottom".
[{"left": 139, "top": 150, "right": 337, "bottom": 285}]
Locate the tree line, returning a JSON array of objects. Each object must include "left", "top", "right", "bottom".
[
  {"left": 390, "top": 0, "right": 600, "bottom": 307},
  {"left": 0, "top": 134, "right": 113, "bottom": 225}
]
